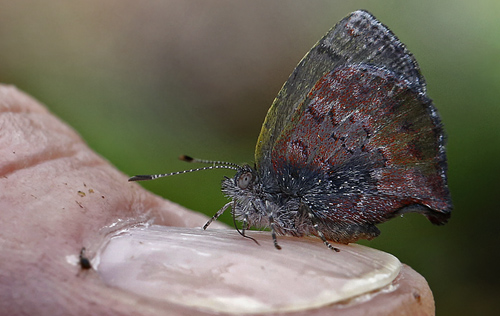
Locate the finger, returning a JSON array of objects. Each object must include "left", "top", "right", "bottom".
[{"left": 0, "top": 85, "right": 434, "bottom": 315}]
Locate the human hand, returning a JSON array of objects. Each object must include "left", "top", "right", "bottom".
[{"left": 0, "top": 85, "right": 434, "bottom": 315}]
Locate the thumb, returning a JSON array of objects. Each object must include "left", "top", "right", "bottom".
[{"left": 0, "top": 85, "right": 434, "bottom": 315}]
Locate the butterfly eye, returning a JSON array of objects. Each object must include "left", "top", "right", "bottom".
[{"left": 237, "top": 172, "right": 253, "bottom": 189}]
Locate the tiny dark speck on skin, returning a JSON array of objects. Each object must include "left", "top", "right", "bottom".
[
  {"left": 413, "top": 291, "right": 421, "bottom": 303},
  {"left": 79, "top": 247, "right": 92, "bottom": 270}
]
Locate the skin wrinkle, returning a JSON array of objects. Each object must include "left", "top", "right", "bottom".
[{"left": 0, "top": 85, "right": 434, "bottom": 315}]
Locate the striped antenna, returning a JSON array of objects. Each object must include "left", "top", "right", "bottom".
[{"left": 128, "top": 155, "right": 241, "bottom": 182}]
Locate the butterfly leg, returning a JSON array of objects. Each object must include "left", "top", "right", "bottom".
[
  {"left": 268, "top": 211, "right": 282, "bottom": 250},
  {"left": 203, "top": 201, "right": 232, "bottom": 230},
  {"left": 241, "top": 205, "right": 251, "bottom": 237},
  {"left": 308, "top": 212, "right": 340, "bottom": 252}
]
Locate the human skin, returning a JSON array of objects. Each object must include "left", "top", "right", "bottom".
[{"left": 0, "top": 85, "right": 434, "bottom": 315}]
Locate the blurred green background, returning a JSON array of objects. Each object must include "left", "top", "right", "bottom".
[{"left": 1, "top": 0, "right": 498, "bottom": 314}]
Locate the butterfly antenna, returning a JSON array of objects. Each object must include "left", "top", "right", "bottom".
[{"left": 129, "top": 156, "right": 241, "bottom": 182}]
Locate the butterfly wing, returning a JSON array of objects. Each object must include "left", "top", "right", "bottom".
[
  {"left": 255, "top": 10, "right": 451, "bottom": 238},
  {"left": 255, "top": 10, "right": 426, "bottom": 170}
]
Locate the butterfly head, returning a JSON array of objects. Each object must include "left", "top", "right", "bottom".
[{"left": 221, "top": 164, "right": 262, "bottom": 203}]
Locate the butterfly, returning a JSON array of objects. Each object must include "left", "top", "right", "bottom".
[{"left": 129, "top": 10, "right": 452, "bottom": 251}]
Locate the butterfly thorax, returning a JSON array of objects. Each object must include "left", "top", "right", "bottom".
[{"left": 222, "top": 163, "right": 348, "bottom": 238}]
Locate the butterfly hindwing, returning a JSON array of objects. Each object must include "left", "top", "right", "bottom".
[{"left": 270, "top": 64, "right": 451, "bottom": 230}]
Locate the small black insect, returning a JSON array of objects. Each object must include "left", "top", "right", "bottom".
[{"left": 79, "top": 247, "right": 92, "bottom": 270}]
